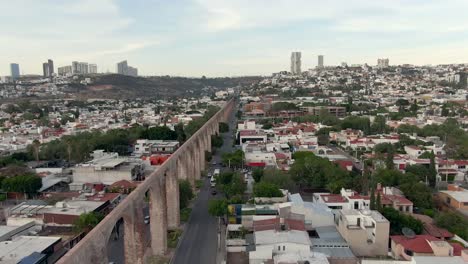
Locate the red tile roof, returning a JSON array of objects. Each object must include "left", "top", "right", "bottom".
[
  {"left": 321, "top": 194, "right": 347, "bottom": 203},
  {"left": 424, "top": 223, "right": 453, "bottom": 239},
  {"left": 450, "top": 243, "right": 466, "bottom": 256},
  {"left": 391, "top": 235, "right": 441, "bottom": 253},
  {"left": 285, "top": 219, "right": 306, "bottom": 231},
  {"left": 253, "top": 218, "right": 280, "bottom": 231}
]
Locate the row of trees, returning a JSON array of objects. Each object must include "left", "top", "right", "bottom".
[{"left": 0, "top": 173, "right": 42, "bottom": 195}]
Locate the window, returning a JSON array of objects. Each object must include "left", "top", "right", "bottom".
[
  {"left": 446, "top": 197, "right": 451, "bottom": 204},
  {"left": 283, "top": 246, "right": 285, "bottom": 251},
  {"left": 278, "top": 246, "right": 280, "bottom": 251}
]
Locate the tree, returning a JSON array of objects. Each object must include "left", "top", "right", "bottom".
[
  {"left": 208, "top": 199, "right": 228, "bottom": 217},
  {"left": 145, "top": 126, "right": 177, "bottom": 140},
  {"left": 262, "top": 168, "right": 294, "bottom": 190},
  {"left": 2, "top": 174, "right": 42, "bottom": 194},
  {"left": 435, "top": 211, "right": 468, "bottom": 240},
  {"left": 221, "top": 150, "right": 243, "bottom": 168},
  {"left": 371, "top": 115, "right": 389, "bottom": 134},
  {"left": 211, "top": 135, "right": 224, "bottom": 148},
  {"left": 374, "top": 143, "right": 395, "bottom": 154},
  {"left": 381, "top": 207, "right": 423, "bottom": 235},
  {"left": 370, "top": 187, "right": 376, "bottom": 210},
  {"left": 399, "top": 182, "right": 433, "bottom": 209},
  {"left": 385, "top": 148, "right": 395, "bottom": 170},
  {"left": 174, "top": 123, "right": 186, "bottom": 143},
  {"left": 428, "top": 151, "right": 437, "bottom": 187},
  {"left": 405, "top": 164, "right": 429, "bottom": 183},
  {"left": 254, "top": 182, "right": 283, "bottom": 197},
  {"left": 376, "top": 192, "right": 382, "bottom": 212},
  {"left": 179, "top": 180, "right": 194, "bottom": 209},
  {"left": 316, "top": 128, "right": 331, "bottom": 146},
  {"left": 219, "top": 122, "right": 229, "bottom": 133},
  {"left": 32, "top": 140, "right": 40, "bottom": 162},
  {"left": 73, "top": 212, "right": 104, "bottom": 233},
  {"left": 252, "top": 168, "right": 264, "bottom": 183},
  {"left": 373, "top": 169, "right": 405, "bottom": 187},
  {"left": 271, "top": 102, "right": 298, "bottom": 112},
  {"left": 223, "top": 174, "right": 246, "bottom": 198},
  {"left": 290, "top": 152, "right": 350, "bottom": 193}
]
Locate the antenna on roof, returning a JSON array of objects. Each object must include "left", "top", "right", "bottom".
[{"left": 402, "top": 227, "right": 416, "bottom": 239}]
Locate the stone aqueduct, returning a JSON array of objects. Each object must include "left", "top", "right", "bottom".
[{"left": 57, "top": 99, "right": 236, "bottom": 264}]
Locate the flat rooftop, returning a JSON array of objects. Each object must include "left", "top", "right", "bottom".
[{"left": 0, "top": 236, "right": 61, "bottom": 264}]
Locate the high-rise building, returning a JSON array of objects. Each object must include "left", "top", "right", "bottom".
[
  {"left": 290, "top": 52, "right": 301, "bottom": 75},
  {"left": 318, "top": 55, "right": 324, "bottom": 68},
  {"left": 128, "top": 66, "right": 138, "bottom": 77},
  {"left": 47, "top": 59, "right": 54, "bottom": 76},
  {"left": 72, "top": 61, "right": 79, "bottom": 74},
  {"left": 43, "top": 62, "right": 50, "bottom": 77},
  {"left": 10, "top": 63, "right": 20, "bottom": 80},
  {"left": 377, "top": 58, "right": 389, "bottom": 68},
  {"left": 89, "top": 64, "right": 97, "bottom": 74},
  {"left": 58, "top": 66, "right": 72, "bottom": 76},
  {"left": 79, "top": 62, "right": 89, "bottom": 74},
  {"left": 117, "top": 60, "right": 128, "bottom": 75}
]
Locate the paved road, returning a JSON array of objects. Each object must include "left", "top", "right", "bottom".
[
  {"left": 172, "top": 105, "right": 237, "bottom": 264},
  {"left": 329, "top": 146, "right": 364, "bottom": 171},
  {"left": 108, "top": 207, "right": 150, "bottom": 263}
]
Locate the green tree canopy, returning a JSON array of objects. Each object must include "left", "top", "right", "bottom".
[
  {"left": 2, "top": 174, "right": 42, "bottom": 194},
  {"left": 254, "top": 182, "right": 283, "bottom": 197},
  {"left": 208, "top": 199, "right": 228, "bottom": 217},
  {"left": 179, "top": 180, "right": 194, "bottom": 209},
  {"left": 381, "top": 207, "right": 423, "bottom": 235},
  {"left": 73, "top": 212, "right": 104, "bottom": 233},
  {"left": 399, "top": 182, "right": 433, "bottom": 209},
  {"left": 219, "top": 122, "right": 229, "bottom": 133},
  {"left": 290, "top": 152, "right": 350, "bottom": 193}
]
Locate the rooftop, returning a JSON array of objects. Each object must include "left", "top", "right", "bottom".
[
  {"left": 0, "top": 236, "right": 61, "bottom": 264},
  {"left": 254, "top": 229, "right": 312, "bottom": 246}
]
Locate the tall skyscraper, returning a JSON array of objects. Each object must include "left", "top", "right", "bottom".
[
  {"left": 47, "top": 59, "right": 54, "bottom": 76},
  {"left": 117, "top": 60, "right": 128, "bottom": 75},
  {"left": 318, "top": 55, "right": 324, "bottom": 68},
  {"left": 377, "top": 58, "right": 389, "bottom": 68},
  {"left": 10, "top": 63, "right": 20, "bottom": 80},
  {"left": 58, "top": 66, "right": 72, "bottom": 76},
  {"left": 89, "top": 64, "right": 98, "bottom": 74},
  {"left": 43, "top": 62, "right": 50, "bottom": 77},
  {"left": 72, "top": 61, "right": 79, "bottom": 74},
  {"left": 290, "top": 52, "right": 301, "bottom": 75},
  {"left": 128, "top": 66, "right": 138, "bottom": 77}
]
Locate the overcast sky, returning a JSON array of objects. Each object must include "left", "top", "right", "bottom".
[{"left": 1, "top": 0, "right": 468, "bottom": 77}]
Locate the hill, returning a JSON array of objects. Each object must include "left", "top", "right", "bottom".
[{"left": 68, "top": 74, "right": 261, "bottom": 99}]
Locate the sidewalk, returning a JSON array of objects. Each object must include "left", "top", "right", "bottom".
[{"left": 216, "top": 218, "right": 227, "bottom": 264}]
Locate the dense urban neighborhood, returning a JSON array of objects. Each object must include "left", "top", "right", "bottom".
[{"left": 0, "top": 58, "right": 467, "bottom": 264}]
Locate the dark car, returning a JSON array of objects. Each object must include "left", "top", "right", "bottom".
[{"left": 211, "top": 189, "right": 217, "bottom": 195}]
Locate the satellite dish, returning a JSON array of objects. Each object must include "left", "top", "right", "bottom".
[{"left": 402, "top": 227, "right": 416, "bottom": 239}]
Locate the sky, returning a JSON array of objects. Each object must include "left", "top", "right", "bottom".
[{"left": 1, "top": 0, "right": 468, "bottom": 77}]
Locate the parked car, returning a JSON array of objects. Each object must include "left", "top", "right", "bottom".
[
  {"left": 211, "top": 189, "right": 217, "bottom": 195},
  {"left": 144, "top": 216, "right": 150, "bottom": 224},
  {"left": 212, "top": 161, "right": 217, "bottom": 165}
]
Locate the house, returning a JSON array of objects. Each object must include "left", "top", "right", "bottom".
[
  {"left": 405, "top": 145, "right": 424, "bottom": 158},
  {"left": 335, "top": 209, "right": 390, "bottom": 257},
  {"left": 391, "top": 234, "right": 466, "bottom": 260},
  {"left": 72, "top": 150, "right": 145, "bottom": 186},
  {"left": 438, "top": 184, "right": 468, "bottom": 211},
  {"left": 249, "top": 229, "right": 329, "bottom": 264},
  {"left": 314, "top": 186, "right": 414, "bottom": 213}
]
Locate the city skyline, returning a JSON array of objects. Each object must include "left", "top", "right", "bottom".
[{"left": 1, "top": 0, "right": 468, "bottom": 77}]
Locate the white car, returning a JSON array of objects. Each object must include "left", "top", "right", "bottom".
[{"left": 144, "top": 216, "right": 150, "bottom": 224}]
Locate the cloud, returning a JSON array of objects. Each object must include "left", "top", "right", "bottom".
[{"left": 194, "top": 0, "right": 468, "bottom": 34}]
